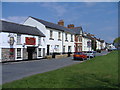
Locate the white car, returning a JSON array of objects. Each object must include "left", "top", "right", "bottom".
[{"left": 85, "top": 51, "right": 95, "bottom": 58}]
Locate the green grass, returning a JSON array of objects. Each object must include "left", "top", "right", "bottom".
[{"left": 3, "top": 51, "right": 119, "bottom": 88}]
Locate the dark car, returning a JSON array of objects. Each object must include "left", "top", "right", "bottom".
[{"left": 73, "top": 52, "right": 87, "bottom": 60}]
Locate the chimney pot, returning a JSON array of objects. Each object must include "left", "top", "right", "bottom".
[
  {"left": 67, "top": 24, "right": 75, "bottom": 29},
  {"left": 58, "top": 20, "right": 64, "bottom": 26}
]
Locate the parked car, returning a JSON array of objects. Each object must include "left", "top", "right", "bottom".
[
  {"left": 73, "top": 52, "right": 87, "bottom": 60},
  {"left": 84, "top": 51, "right": 95, "bottom": 58}
]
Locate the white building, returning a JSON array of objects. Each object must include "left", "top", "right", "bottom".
[
  {"left": 0, "top": 20, "right": 45, "bottom": 62},
  {"left": 82, "top": 33, "right": 92, "bottom": 51},
  {"left": 101, "top": 40, "right": 106, "bottom": 50},
  {"left": 96, "top": 39, "right": 102, "bottom": 50},
  {"left": 24, "top": 16, "right": 75, "bottom": 56}
]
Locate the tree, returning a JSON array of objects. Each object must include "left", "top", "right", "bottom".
[
  {"left": 113, "top": 37, "right": 120, "bottom": 49},
  {"left": 113, "top": 37, "right": 120, "bottom": 43}
]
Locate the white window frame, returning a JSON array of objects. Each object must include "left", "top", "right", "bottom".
[
  {"left": 58, "top": 32, "right": 61, "bottom": 40},
  {"left": 17, "top": 34, "right": 21, "bottom": 44},
  {"left": 38, "top": 48, "right": 42, "bottom": 57},
  {"left": 50, "top": 30, "right": 53, "bottom": 38},
  {"left": 71, "top": 34, "right": 73, "bottom": 42},
  {"left": 65, "top": 33, "right": 68, "bottom": 40},
  {"left": 38, "top": 37, "right": 41, "bottom": 45},
  {"left": 16, "top": 48, "right": 23, "bottom": 60}
]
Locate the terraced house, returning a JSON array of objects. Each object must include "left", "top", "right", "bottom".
[
  {"left": 24, "top": 16, "right": 75, "bottom": 58},
  {"left": 0, "top": 20, "right": 45, "bottom": 62},
  {"left": 0, "top": 17, "right": 106, "bottom": 62}
]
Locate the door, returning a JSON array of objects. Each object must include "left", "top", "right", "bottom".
[
  {"left": 68, "top": 46, "right": 71, "bottom": 52},
  {"left": 27, "top": 47, "right": 35, "bottom": 60},
  {"left": 47, "top": 45, "right": 50, "bottom": 55}
]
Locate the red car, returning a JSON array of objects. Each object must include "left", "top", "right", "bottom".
[{"left": 73, "top": 52, "right": 87, "bottom": 60}]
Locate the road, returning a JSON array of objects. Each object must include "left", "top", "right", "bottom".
[
  {"left": 2, "top": 57, "right": 82, "bottom": 84},
  {"left": 2, "top": 51, "right": 108, "bottom": 84}
]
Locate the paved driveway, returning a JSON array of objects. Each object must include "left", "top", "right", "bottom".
[{"left": 2, "top": 57, "right": 81, "bottom": 84}]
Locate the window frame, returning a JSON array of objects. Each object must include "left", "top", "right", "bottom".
[
  {"left": 17, "top": 48, "right": 21, "bottom": 59},
  {"left": 17, "top": 34, "right": 21, "bottom": 45}
]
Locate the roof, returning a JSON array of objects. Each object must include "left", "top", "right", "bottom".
[
  {"left": 69, "top": 27, "right": 83, "bottom": 34},
  {"left": 0, "top": 20, "right": 45, "bottom": 37},
  {"left": 30, "top": 16, "right": 74, "bottom": 34}
]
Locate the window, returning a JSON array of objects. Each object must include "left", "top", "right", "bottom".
[
  {"left": 63, "top": 46, "right": 65, "bottom": 53},
  {"left": 58, "top": 32, "right": 61, "bottom": 40},
  {"left": 17, "top": 34, "right": 21, "bottom": 44},
  {"left": 79, "top": 36, "right": 82, "bottom": 42},
  {"left": 38, "top": 48, "right": 42, "bottom": 57},
  {"left": 17, "top": 48, "right": 21, "bottom": 59},
  {"left": 71, "top": 34, "right": 73, "bottom": 42},
  {"left": 38, "top": 37, "right": 41, "bottom": 45},
  {"left": 68, "top": 46, "right": 71, "bottom": 52},
  {"left": 50, "top": 30, "right": 53, "bottom": 39},
  {"left": 55, "top": 45, "right": 59, "bottom": 51},
  {"left": 65, "top": 33, "right": 68, "bottom": 41}
]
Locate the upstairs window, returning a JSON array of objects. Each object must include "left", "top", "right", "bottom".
[
  {"left": 65, "top": 33, "right": 68, "bottom": 41},
  {"left": 50, "top": 30, "right": 53, "bottom": 38},
  {"left": 38, "top": 37, "right": 41, "bottom": 45},
  {"left": 58, "top": 32, "right": 61, "bottom": 40},
  {"left": 71, "top": 34, "right": 73, "bottom": 42},
  {"left": 17, "top": 34, "right": 21, "bottom": 44},
  {"left": 49, "top": 30, "right": 54, "bottom": 40}
]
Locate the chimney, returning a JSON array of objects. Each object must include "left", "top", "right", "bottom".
[
  {"left": 67, "top": 24, "right": 74, "bottom": 29},
  {"left": 58, "top": 20, "right": 64, "bottom": 26}
]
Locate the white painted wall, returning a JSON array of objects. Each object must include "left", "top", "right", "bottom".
[
  {"left": 82, "top": 37, "right": 92, "bottom": 51},
  {"left": 24, "top": 17, "right": 75, "bottom": 54},
  {"left": 0, "top": 32, "right": 45, "bottom": 60},
  {"left": 101, "top": 42, "right": 106, "bottom": 49},
  {"left": 63, "top": 32, "right": 75, "bottom": 53},
  {"left": 45, "top": 28, "right": 63, "bottom": 53},
  {"left": 96, "top": 40, "right": 101, "bottom": 50}
]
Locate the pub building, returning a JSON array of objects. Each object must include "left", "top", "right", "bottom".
[{"left": 0, "top": 20, "right": 45, "bottom": 62}]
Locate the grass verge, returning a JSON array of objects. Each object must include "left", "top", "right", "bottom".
[{"left": 2, "top": 51, "right": 119, "bottom": 88}]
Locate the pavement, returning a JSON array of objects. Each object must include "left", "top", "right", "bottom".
[{"left": 2, "top": 50, "right": 109, "bottom": 84}]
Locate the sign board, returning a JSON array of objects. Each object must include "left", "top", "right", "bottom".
[{"left": 25, "top": 37, "right": 36, "bottom": 45}]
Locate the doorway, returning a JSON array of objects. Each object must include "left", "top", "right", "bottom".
[
  {"left": 27, "top": 47, "right": 35, "bottom": 60},
  {"left": 47, "top": 45, "right": 50, "bottom": 55}
]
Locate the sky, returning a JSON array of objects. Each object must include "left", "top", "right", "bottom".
[{"left": 1, "top": 2, "right": 118, "bottom": 43}]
